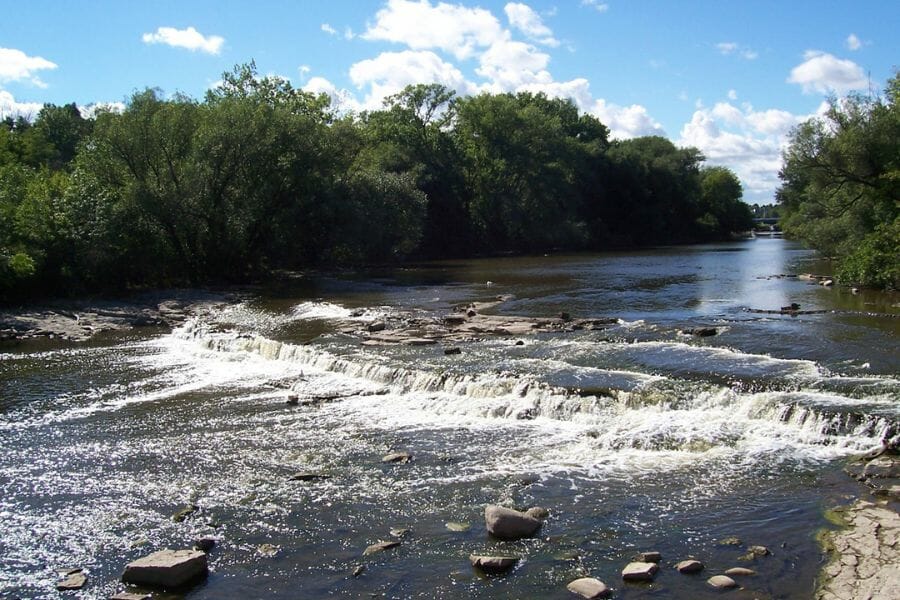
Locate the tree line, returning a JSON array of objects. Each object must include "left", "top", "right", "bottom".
[
  {"left": 778, "top": 73, "right": 899, "bottom": 290},
  {"left": 1, "top": 62, "right": 752, "bottom": 300}
]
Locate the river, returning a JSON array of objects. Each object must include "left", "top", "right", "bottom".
[{"left": 1, "top": 238, "right": 898, "bottom": 599}]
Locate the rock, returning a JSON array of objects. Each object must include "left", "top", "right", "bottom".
[
  {"left": 469, "top": 554, "right": 518, "bottom": 574},
  {"left": 515, "top": 340, "right": 525, "bottom": 346},
  {"left": 56, "top": 570, "right": 87, "bottom": 590},
  {"left": 683, "top": 327, "right": 718, "bottom": 337},
  {"left": 443, "top": 315, "right": 467, "bottom": 325},
  {"left": 780, "top": 303, "right": 801, "bottom": 312},
  {"left": 566, "top": 576, "right": 611, "bottom": 598},
  {"left": 172, "top": 504, "right": 198, "bottom": 522},
  {"left": 638, "top": 551, "right": 661, "bottom": 563},
  {"left": 467, "top": 309, "right": 477, "bottom": 317},
  {"left": 110, "top": 593, "right": 152, "bottom": 600},
  {"left": 851, "top": 287, "right": 860, "bottom": 294},
  {"left": 122, "top": 549, "right": 208, "bottom": 588},
  {"left": 446, "top": 522, "right": 471, "bottom": 532},
  {"left": 863, "top": 456, "right": 900, "bottom": 478},
  {"left": 822, "top": 279, "right": 834, "bottom": 286},
  {"left": 352, "top": 565, "right": 365, "bottom": 577},
  {"left": 193, "top": 538, "right": 216, "bottom": 553},
  {"left": 363, "top": 540, "right": 400, "bottom": 555},
  {"left": 707, "top": 575, "right": 738, "bottom": 589},
  {"left": 367, "top": 320, "right": 386, "bottom": 332},
  {"left": 444, "top": 346, "right": 462, "bottom": 355},
  {"left": 621, "top": 561, "right": 659, "bottom": 581},
  {"left": 257, "top": 543, "right": 280, "bottom": 557},
  {"left": 675, "top": 559, "right": 704, "bottom": 573},
  {"left": 725, "top": 567, "right": 756, "bottom": 576},
  {"left": 390, "top": 528, "right": 410, "bottom": 537},
  {"left": 718, "top": 536, "right": 743, "bottom": 546},
  {"left": 289, "top": 472, "right": 330, "bottom": 481},
  {"left": 285, "top": 394, "right": 299, "bottom": 405},
  {"left": 382, "top": 452, "right": 412, "bottom": 464},
  {"left": 739, "top": 545, "right": 770, "bottom": 560},
  {"left": 484, "top": 505, "right": 542, "bottom": 540},
  {"left": 560, "top": 312, "right": 572, "bottom": 322},
  {"left": 525, "top": 506, "right": 550, "bottom": 520}
]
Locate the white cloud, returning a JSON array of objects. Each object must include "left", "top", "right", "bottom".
[
  {"left": 591, "top": 99, "right": 665, "bottom": 140},
  {"left": 361, "top": 0, "right": 505, "bottom": 60},
  {"left": 142, "top": 26, "right": 224, "bottom": 55},
  {"left": 477, "top": 39, "right": 552, "bottom": 90},
  {"left": 349, "top": 50, "right": 475, "bottom": 109},
  {"left": 717, "top": 42, "right": 757, "bottom": 60},
  {"left": 344, "top": 27, "right": 356, "bottom": 40},
  {"left": 321, "top": 23, "right": 338, "bottom": 36},
  {"left": 787, "top": 50, "right": 867, "bottom": 94},
  {"left": 78, "top": 101, "right": 126, "bottom": 119},
  {"left": 727, "top": 89, "right": 738, "bottom": 100},
  {"left": 679, "top": 101, "right": 809, "bottom": 202},
  {"left": 0, "top": 89, "right": 43, "bottom": 120},
  {"left": 303, "top": 76, "right": 362, "bottom": 114},
  {"left": 504, "top": 3, "right": 559, "bottom": 47},
  {"left": 581, "top": 0, "right": 609, "bottom": 12},
  {"left": 0, "top": 47, "right": 57, "bottom": 87},
  {"left": 846, "top": 33, "right": 861, "bottom": 51}
]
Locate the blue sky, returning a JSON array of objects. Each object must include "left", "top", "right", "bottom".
[{"left": 1, "top": 0, "right": 897, "bottom": 203}]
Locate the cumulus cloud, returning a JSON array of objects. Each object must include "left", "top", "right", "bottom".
[
  {"left": 0, "top": 89, "right": 43, "bottom": 119},
  {"left": 78, "top": 101, "right": 126, "bottom": 119},
  {"left": 504, "top": 3, "right": 559, "bottom": 47},
  {"left": 716, "top": 42, "right": 757, "bottom": 60},
  {"left": 591, "top": 99, "right": 666, "bottom": 140},
  {"left": 787, "top": 50, "right": 867, "bottom": 94},
  {"left": 321, "top": 23, "right": 338, "bottom": 36},
  {"left": 581, "top": 0, "right": 609, "bottom": 12},
  {"left": 349, "top": 50, "right": 476, "bottom": 109},
  {"left": 477, "top": 40, "right": 552, "bottom": 90},
  {"left": 845, "top": 33, "right": 861, "bottom": 51},
  {"left": 0, "top": 47, "right": 57, "bottom": 87},
  {"left": 679, "top": 101, "right": 809, "bottom": 202},
  {"left": 142, "top": 26, "right": 224, "bottom": 55},
  {"left": 303, "top": 76, "right": 362, "bottom": 113},
  {"left": 362, "top": 0, "right": 505, "bottom": 60}
]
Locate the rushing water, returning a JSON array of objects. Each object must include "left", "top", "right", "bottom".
[{"left": 1, "top": 238, "right": 898, "bottom": 599}]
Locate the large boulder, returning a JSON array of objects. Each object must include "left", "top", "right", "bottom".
[
  {"left": 122, "top": 549, "right": 207, "bottom": 588},
  {"left": 484, "top": 505, "right": 543, "bottom": 540},
  {"left": 566, "top": 577, "right": 611, "bottom": 598}
]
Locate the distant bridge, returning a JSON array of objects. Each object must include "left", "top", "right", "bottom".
[{"left": 753, "top": 217, "right": 779, "bottom": 225}]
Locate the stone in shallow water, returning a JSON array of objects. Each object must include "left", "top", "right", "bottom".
[
  {"left": 382, "top": 452, "right": 412, "bottom": 464},
  {"left": 525, "top": 506, "right": 550, "bottom": 520},
  {"left": 566, "top": 577, "right": 611, "bottom": 598},
  {"left": 56, "top": 570, "right": 87, "bottom": 590},
  {"left": 638, "top": 551, "right": 662, "bottom": 563},
  {"left": 110, "top": 593, "right": 152, "bottom": 600},
  {"left": 484, "top": 505, "right": 542, "bottom": 540},
  {"left": 725, "top": 567, "right": 756, "bottom": 576},
  {"left": 171, "top": 504, "right": 198, "bottom": 522},
  {"left": 469, "top": 555, "right": 518, "bottom": 574},
  {"left": 708, "top": 575, "right": 738, "bottom": 588},
  {"left": 675, "top": 559, "right": 704, "bottom": 573},
  {"left": 363, "top": 541, "right": 400, "bottom": 555},
  {"left": 122, "top": 549, "right": 208, "bottom": 588},
  {"left": 446, "top": 521, "right": 470, "bottom": 532},
  {"left": 257, "top": 544, "right": 280, "bottom": 557},
  {"left": 622, "top": 562, "right": 658, "bottom": 581}
]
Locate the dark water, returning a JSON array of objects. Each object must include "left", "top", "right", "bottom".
[{"left": 1, "top": 238, "right": 898, "bottom": 599}]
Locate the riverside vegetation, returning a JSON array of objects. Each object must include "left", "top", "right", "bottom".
[{"left": 1, "top": 62, "right": 754, "bottom": 301}]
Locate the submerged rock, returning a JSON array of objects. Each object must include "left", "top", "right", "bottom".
[
  {"left": 718, "top": 536, "right": 743, "bottom": 546},
  {"left": 122, "top": 549, "right": 208, "bottom": 588},
  {"left": 390, "top": 528, "right": 410, "bottom": 538},
  {"left": 682, "top": 327, "right": 718, "bottom": 337},
  {"left": 707, "top": 575, "right": 738, "bottom": 589},
  {"left": 622, "top": 561, "right": 658, "bottom": 581},
  {"left": 638, "top": 551, "right": 662, "bottom": 563},
  {"left": 351, "top": 565, "right": 365, "bottom": 577},
  {"left": 172, "top": 504, "right": 198, "bottom": 522},
  {"left": 382, "top": 452, "right": 413, "bottom": 464},
  {"left": 444, "top": 346, "right": 462, "bottom": 355},
  {"left": 289, "top": 472, "right": 330, "bottom": 481},
  {"left": 363, "top": 541, "right": 400, "bottom": 555},
  {"left": 367, "top": 320, "right": 386, "bottom": 332},
  {"left": 193, "top": 538, "right": 216, "bottom": 553},
  {"left": 257, "top": 544, "right": 280, "bottom": 557},
  {"left": 566, "top": 577, "right": 611, "bottom": 598},
  {"left": 739, "top": 545, "right": 771, "bottom": 561},
  {"left": 469, "top": 554, "right": 518, "bottom": 574},
  {"left": 675, "top": 559, "right": 704, "bottom": 573},
  {"left": 484, "top": 505, "right": 542, "bottom": 540},
  {"left": 863, "top": 456, "right": 900, "bottom": 479},
  {"left": 446, "top": 522, "right": 471, "bottom": 532}
]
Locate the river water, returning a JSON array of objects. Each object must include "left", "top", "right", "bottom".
[{"left": 1, "top": 238, "right": 898, "bottom": 599}]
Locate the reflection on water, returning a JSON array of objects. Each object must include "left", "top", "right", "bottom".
[{"left": 0, "top": 238, "right": 897, "bottom": 599}]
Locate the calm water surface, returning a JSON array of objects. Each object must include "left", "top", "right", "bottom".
[{"left": 1, "top": 238, "right": 898, "bottom": 599}]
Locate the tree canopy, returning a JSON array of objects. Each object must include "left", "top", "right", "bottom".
[{"left": 1, "top": 62, "right": 754, "bottom": 301}]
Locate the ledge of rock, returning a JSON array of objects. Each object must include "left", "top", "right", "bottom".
[
  {"left": 816, "top": 499, "right": 900, "bottom": 600},
  {"left": 122, "top": 549, "right": 208, "bottom": 589}
]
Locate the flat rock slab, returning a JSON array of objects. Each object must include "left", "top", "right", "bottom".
[
  {"left": 566, "top": 577, "right": 611, "bottom": 598},
  {"left": 622, "top": 561, "right": 659, "bottom": 581},
  {"left": 363, "top": 541, "right": 400, "bottom": 555},
  {"left": 382, "top": 452, "right": 412, "bottom": 464},
  {"left": 638, "top": 551, "right": 661, "bottom": 563},
  {"left": 56, "top": 571, "right": 87, "bottom": 590},
  {"left": 469, "top": 555, "right": 518, "bottom": 574},
  {"left": 817, "top": 499, "right": 900, "bottom": 600},
  {"left": 708, "top": 575, "right": 738, "bottom": 589},
  {"left": 725, "top": 567, "right": 756, "bottom": 576},
  {"left": 675, "top": 559, "right": 704, "bottom": 573},
  {"left": 484, "top": 504, "right": 542, "bottom": 540},
  {"left": 122, "top": 549, "right": 208, "bottom": 588},
  {"left": 110, "top": 593, "right": 152, "bottom": 600}
]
